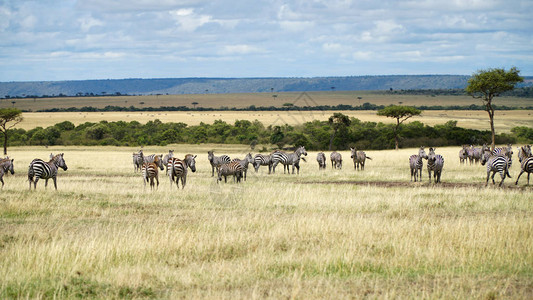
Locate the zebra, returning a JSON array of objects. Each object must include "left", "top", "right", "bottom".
[
  {"left": 162, "top": 150, "right": 174, "bottom": 173},
  {"left": 28, "top": 153, "right": 68, "bottom": 190},
  {"left": 217, "top": 161, "right": 244, "bottom": 183},
  {"left": 316, "top": 152, "right": 326, "bottom": 170},
  {"left": 168, "top": 154, "right": 197, "bottom": 188},
  {"left": 409, "top": 146, "right": 428, "bottom": 182},
  {"left": 0, "top": 158, "right": 14, "bottom": 188},
  {"left": 271, "top": 146, "right": 308, "bottom": 174},
  {"left": 472, "top": 146, "right": 483, "bottom": 164},
  {"left": 132, "top": 150, "right": 143, "bottom": 172},
  {"left": 515, "top": 156, "right": 533, "bottom": 186},
  {"left": 517, "top": 145, "right": 531, "bottom": 163},
  {"left": 231, "top": 153, "right": 254, "bottom": 181},
  {"left": 459, "top": 145, "right": 468, "bottom": 164},
  {"left": 492, "top": 144, "right": 513, "bottom": 159},
  {"left": 142, "top": 162, "right": 160, "bottom": 190},
  {"left": 208, "top": 151, "right": 231, "bottom": 177},
  {"left": 253, "top": 153, "right": 272, "bottom": 174},
  {"left": 427, "top": 147, "right": 444, "bottom": 183},
  {"left": 467, "top": 146, "right": 475, "bottom": 164},
  {"left": 143, "top": 153, "right": 163, "bottom": 164},
  {"left": 481, "top": 152, "right": 511, "bottom": 187},
  {"left": 330, "top": 151, "right": 342, "bottom": 169},
  {"left": 350, "top": 147, "right": 372, "bottom": 170}
]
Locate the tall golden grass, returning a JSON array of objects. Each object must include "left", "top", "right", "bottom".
[{"left": 0, "top": 145, "right": 531, "bottom": 298}]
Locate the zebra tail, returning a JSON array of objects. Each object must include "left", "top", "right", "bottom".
[
  {"left": 506, "top": 168, "right": 512, "bottom": 179},
  {"left": 367, "top": 156, "right": 372, "bottom": 160},
  {"left": 301, "top": 157, "right": 307, "bottom": 162},
  {"left": 27, "top": 163, "right": 34, "bottom": 181}
]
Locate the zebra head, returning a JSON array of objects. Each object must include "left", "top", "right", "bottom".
[
  {"left": 53, "top": 153, "right": 68, "bottom": 171},
  {"left": 481, "top": 151, "right": 490, "bottom": 166},
  {"left": 428, "top": 147, "right": 436, "bottom": 163},
  {"left": 245, "top": 153, "right": 254, "bottom": 164},
  {"left": 297, "top": 146, "right": 307, "bottom": 157},
  {"left": 154, "top": 154, "right": 164, "bottom": 170},
  {"left": 350, "top": 147, "right": 356, "bottom": 159},
  {"left": 418, "top": 147, "right": 428, "bottom": 160},
  {"left": 207, "top": 151, "right": 214, "bottom": 163},
  {"left": 185, "top": 154, "right": 197, "bottom": 172},
  {"left": 2, "top": 158, "right": 14, "bottom": 175}
]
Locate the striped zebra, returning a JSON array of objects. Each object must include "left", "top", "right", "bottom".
[
  {"left": 168, "top": 154, "right": 197, "bottom": 188},
  {"left": 515, "top": 156, "right": 533, "bottom": 186},
  {"left": 459, "top": 145, "right": 468, "bottom": 164},
  {"left": 271, "top": 146, "right": 308, "bottom": 174},
  {"left": 492, "top": 144, "right": 513, "bottom": 159},
  {"left": 350, "top": 147, "right": 372, "bottom": 170},
  {"left": 28, "top": 153, "right": 68, "bottom": 190},
  {"left": 132, "top": 150, "right": 143, "bottom": 172},
  {"left": 330, "top": 151, "right": 342, "bottom": 169},
  {"left": 316, "top": 152, "right": 326, "bottom": 170},
  {"left": 253, "top": 153, "right": 272, "bottom": 174},
  {"left": 162, "top": 150, "right": 174, "bottom": 173},
  {"left": 217, "top": 161, "right": 244, "bottom": 183},
  {"left": 427, "top": 147, "right": 444, "bottom": 183},
  {"left": 208, "top": 151, "right": 231, "bottom": 177},
  {"left": 0, "top": 158, "right": 14, "bottom": 188},
  {"left": 143, "top": 153, "right": 163, "bottom": 164},
  {"left": 517, "top": 145, "right": 531, "bottom": 163},
  {"left": 142, "top": 162, "right": 160, "bottom": 190},
  {"left": 231, "top": 153, "right": 254, "bottom": 181},
  {"left": 481, "top": 152, "right": 511, "bottom": 187},
  {"left": 409, "top": 147, "right": 428, "bottom": 182},
  {"left": 472, "top": 146, "right": 483, "bottom": 164}
]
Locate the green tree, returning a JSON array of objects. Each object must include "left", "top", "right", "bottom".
[
  {"left": 465, "top": 67, "right": 523, "bottom": 150},
  {"left": 0, "top": 108, "right": 23, "bottom": 155},
  {"left": 328, "top": 113, "right": 351, "bottom": 150},
  {"left": 377, "top": 105, "right": 421, "bottom": 150}
]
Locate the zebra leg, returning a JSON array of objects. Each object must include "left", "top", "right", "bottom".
[
  {"left": 498, "top": 171, "right": 506, "bottom": 187},
  {"left": 271, "top": 161, "right": 278, "bottom": 173},
  {"left": 33, "top": 178, "right": 39, "bottom": 190},
  {"left": 428, "top": 169, "right": 432, "bottom": 183},
  {"left": 155, "top": 176, "right": 159, "bottom": 189},
  {"left": 45, "top": 178, "right": 49, "bottom": 188},
  {"left": 53, "top": 177, "right": 57, "bottom": 190},
  {"left": 515, "top": 170, "right": 524, "bottom": 185},
  {"left": 211, "top": 165, "right": 215, "bottom": 177},
  {"left": 181, "top": 176, "right": 186, "bottom": 189}
]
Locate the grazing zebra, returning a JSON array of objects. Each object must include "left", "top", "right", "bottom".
[
  {"left": 409, "top": 147, "right": 428, "bottom": 182},
  {"left": 132, "top": 150, "right": 143, "bottom": 172},
  {"left": 168, "top": 154, "right": 197, "bottom": 188},
  {"left": 217, "top": 161, "right": 244, "bottom": 183},
  {"left": 253, "top": 153, "right": 272, "bottom": 173},
  {"left": 28, "top": 153, "right": 68, "bottom": 190},
  {"left": 231, "top": 153, "right": 254, "bottom": 181},
  {"left": 162, "top": 150, "right": 174, "bottom": 173},
  {"left": 481, "top": 152, "right": 511, "bottom": 187},
  {"left": 271, "top": 146, "right": 308, "bottom": 174},
  {"left": 316, "top": 152, "right": 326, "bottom": 170},
  {"left": 208, "top": 151, "right": 231, "bottom": 177},
  {"left": 427, "top": 147, "right": 444, "bottom": 183},
  {"left": 0, "top": 158, "right": 14, "bottom": 188},
  {"left": 517, "top": 145, "right": 532, "bottom": 163},
  {"left": 350, "top": 147, "right": 372, "bottom": 170},
  {"left": 459, "top": 145, "right": 468, "bottom": 164},
  {"left": 330, "top": 151, "right": 342, "bottom": 169},
  {"left": 142, "top": 162, "right": 160, "bottom": 190},
  {"left": 515, "top": 156, "right": 533, "bottom": 186}
]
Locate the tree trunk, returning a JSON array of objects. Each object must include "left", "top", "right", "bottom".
[
  {"left": 394, "top": 119, "right": 400, "bottom": 150},
  {"left": 3, "top": 131, "right": 7, "bottom": 155},
  {"left": 486, "top": 100, "right": 496, "bottom": 151}
]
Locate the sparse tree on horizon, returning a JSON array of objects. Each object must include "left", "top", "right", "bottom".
[
  {"left": 377, "top": 105, "right": 421, "bottom": 150},
  {"left": 0, "top": 108, "right": 23, "bottom": 155}
]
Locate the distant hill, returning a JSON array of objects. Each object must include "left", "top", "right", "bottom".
[{"left": 1, "top": 75, "right": 532, "bottom": 98}]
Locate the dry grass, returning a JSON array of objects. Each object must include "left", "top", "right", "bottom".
[
  {"left": 1, "top": 145, "right": 532, "bottom": 299},
  {"left": 3, "top": 91, "right": 530, "bottom": 110},
  {"left": 15, "top": 110, "right": 533, "bottom": 132}
]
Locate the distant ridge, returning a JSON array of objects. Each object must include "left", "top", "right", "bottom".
[{"left": 1, "top": 75, "right": 530, "bottom": 97}]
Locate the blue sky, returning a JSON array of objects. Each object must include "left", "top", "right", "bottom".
[{"left": 1, "top": 0, "right": 532, "bottom": 81}]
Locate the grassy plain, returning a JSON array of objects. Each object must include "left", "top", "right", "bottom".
[
  {"left": 3, "top": 91, "right": 532, "bottom": 111},
  {"left": 1, "top": 145, "right": 531, "bottom": 298},
  {"left": 15, "top": 110, "right": 533, "bottom": 132}
]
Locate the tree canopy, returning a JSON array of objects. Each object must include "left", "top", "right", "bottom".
[
  {"left": 377, "top": 105, "right": 421, "bottom": 150},
  {"left": 0, "top": 108, "right": 23, "bottom": 155},
  {"left": 465, "top": 67, "right": 523, "bottom": 150}
]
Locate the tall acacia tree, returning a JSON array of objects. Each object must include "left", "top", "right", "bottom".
[
  {"left": 377, "top": 105, "right": 421, "bottom": 150},
  {"left": 465, "top": 67, "right": 523, "bottom": 151},
  {"left": 0, "top": 108, "right": 23, "bottom": 155}
]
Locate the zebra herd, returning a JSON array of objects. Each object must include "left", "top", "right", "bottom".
[{"left": 133, "top": 150, "right": 197, "bottom": 189}]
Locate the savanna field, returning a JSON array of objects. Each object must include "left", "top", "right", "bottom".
[{"left": 1, "top": 144, "right": 532, "bottom": 299}]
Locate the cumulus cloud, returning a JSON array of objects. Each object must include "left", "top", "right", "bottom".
[{"left": 0, "top": 0, "right": 531, "bottom": 81}]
